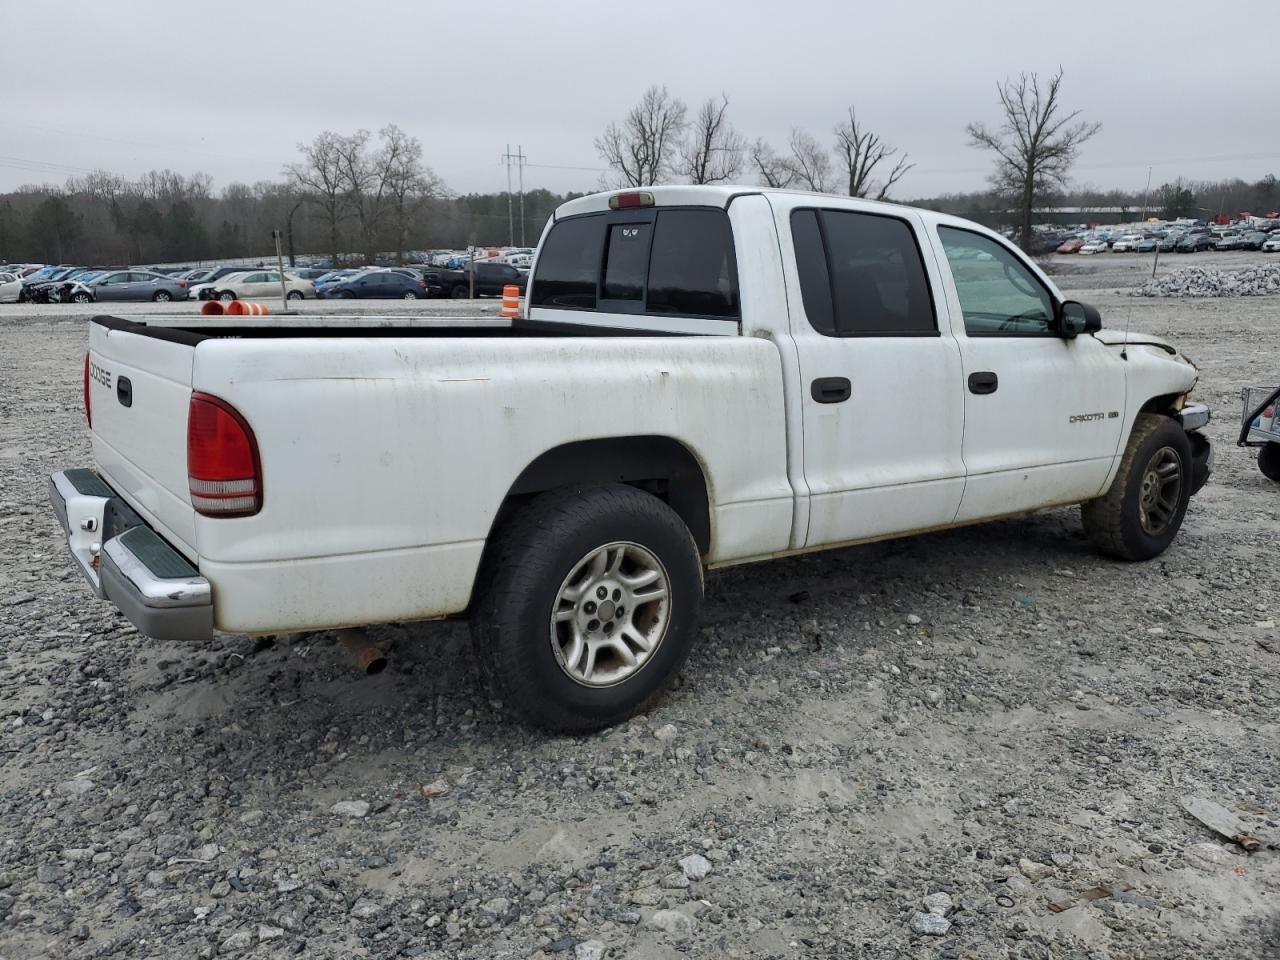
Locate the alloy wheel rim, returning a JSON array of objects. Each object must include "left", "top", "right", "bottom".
[
  {"left": 1139, "top": 445, "right": 1182, "bottom": 535},
  {"left": 550, "top": 541, "right": 671, "bottom": 687}
]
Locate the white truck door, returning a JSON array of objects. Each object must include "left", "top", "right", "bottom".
[
  {"left": 929, "top": 224, "right": 1126, "bottom": 522},
  {"left": 780, "top": 202, "right": 967, "bottom": 548}
]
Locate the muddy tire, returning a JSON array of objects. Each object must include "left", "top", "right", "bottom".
[
  {"left": 471, "top": 484, "right": 702, "bottom": 732},
  {"left": 1082, "top": 414, "right": 1192, "bottom": 561},
  {"left": 1259, "top": 442, "right": 1280, "bottom": 482}
]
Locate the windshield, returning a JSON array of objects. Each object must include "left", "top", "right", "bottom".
[{"left": 77, "top": 272, "right": 104, "bottom": 283}]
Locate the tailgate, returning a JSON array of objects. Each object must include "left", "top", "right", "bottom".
[{"left": 88, "top": 320, "right": 198, "bottom": 559}]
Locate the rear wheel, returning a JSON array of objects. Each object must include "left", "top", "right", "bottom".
[
  {"left": 472, "top": 484, "right": 702, "bottom": 732},
  {"left": 450, "top": 285, "right": 470, "bottom": 299},
  {"left": 286, "top": 290, "right": 304, "bottom": 301},
  {"left": 152, "top": 290, "right": 172, "bottom": 302},
  {"left": 1082, "top": 414, "right": 1193, "bottom": 560},
  {"left": 402, "top": 290, "right": 418, "bottom": 300},
  {"left": 1259, "top": 442, "right": 1280, "bottom": 482}
]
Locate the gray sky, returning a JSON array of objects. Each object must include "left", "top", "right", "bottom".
[{"left": 3, "top": 0, "right": 1278, "bottom": 200}]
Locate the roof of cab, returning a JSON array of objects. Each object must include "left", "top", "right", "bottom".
[{"left": 554, "top": 183, "right": 940, "bottom": 222}]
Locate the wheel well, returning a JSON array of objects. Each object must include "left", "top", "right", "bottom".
[
  {"left": 1138, "top": 393, "right": 1184, "bottom": 418},
  {"left": 492, "top": 436, "right": 712, "bottom": 556}
]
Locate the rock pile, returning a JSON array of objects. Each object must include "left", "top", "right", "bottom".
[{"left": 1134, "top": 262, "right": 1280, "bottom": 297}]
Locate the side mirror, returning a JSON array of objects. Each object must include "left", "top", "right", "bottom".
[{"left": 1058, "top": 300, "right": 1102, "bottom": 338}]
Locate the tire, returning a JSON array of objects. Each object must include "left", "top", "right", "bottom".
[
  {"left": 450, "top": 285, "right": 470, "bottom": 299},
  {"left": 1081, "top": 414, "right": 1193, "bottom": 561},
  {"left": 1259, "top": 442, "right": 1280, "bottom": 482},
  {"left": 286, "top": 290, "right": 304, "bottom": 301},
  {"left": 471, "top": 484, "right": 703, "bottom": 732},
  {"left": 402, "top": 290, "right": 419, "bottom": 300},
  {"left": 218, "top": 291, "right": 236, "bottom": 303},
  {"left": 71, "top": 293, "right": 92, "bottom": 304},
  {"left": 152, "top": 290, "right": 172, "bottom": 302}
]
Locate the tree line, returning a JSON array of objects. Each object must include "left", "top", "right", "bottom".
[{"left": 0, "top": 124, "right": 580, "bottom": 267}]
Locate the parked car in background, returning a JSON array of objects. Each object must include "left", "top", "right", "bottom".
[
  {"left": 209, "top": 271, "right": 315, "bottom": 302},
  {"left": 1056, "top": 238, "right": 1085, "bottom": 254},
  {"left": 1262, "top": 234, "right": 1280, "bottom": 252},
  {"left": 1110, "top": 234, "right": 1143, "bottom": 252},
  {"left": 1136, "top": 237, "right": 1159, "bottom": 253},
  {"left": 0, "top": 272, "right": 22, "bottom": 302},
  {"left": 1239, "top": 232, "right": 1269, "bottom": 251},
  {"left": 313, "top": 269, "right": 361, "bottom": 290},
  {"left": 1157, "top": 234, "right": 1182, "bottom": 252},
  {"left": 25, "top": 267, "right": 106, "bottom": 303},
  {"left": 1177, "top": 233, "right": 1215, "bottom": 253},
  {"left": 1214, "top": 234, "right": 1245, "bottom": 251},
  {"left": 66, "top": 270, "right": 190, "bottom": 303},
  {"left": 1078, "top": 238, "right": 1110, "bottom": 255},
  {"left": 431, "top": 261, "right": 527, "bottom": 298},
  {"left": 18, "top": 266, "right": 85, "bottom": 301},
  {"left": 288, "top": 267, "right": 331, "bottom": 280},
  {"left": 318, "top": 269, "right": 427, "bottom": 299}
]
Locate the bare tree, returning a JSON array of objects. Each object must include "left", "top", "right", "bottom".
[
  {"left": 833, "top": 107, "right": 912, "bottom": 201},
  {"left": 967, "top": 68, "right": 1100, "bottom": 250},
  {"left": 678, "top": 95, "right": 744, "bottom": 184},
  {"left": 286, "top": 131, "right": 350, "bottom": 266},
  {"left": 595, "top": 85, "right": 688, "bottom": 186},
  {"left": 749, "top": 139, "right": 797, "bottom": 188},
  {"left": 786, "top": 129, "right": 833, "bottom": 193}
]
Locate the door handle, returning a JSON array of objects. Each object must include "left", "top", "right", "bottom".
[
  {"left": 811, "top": 377, "right": 851, "bottom": 404},
  {"left": 968, "top": 371, "right": 998, "bottom": 395}
]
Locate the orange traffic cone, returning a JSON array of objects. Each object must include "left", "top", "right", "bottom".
[
  {"left": 501, "top": 285, "right": 520, "bottom": 318},
  {"left": 200, "top": 300, "right": 224, "bottom": 315}
]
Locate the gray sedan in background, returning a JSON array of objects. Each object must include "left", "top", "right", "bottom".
[{"left": 66, "top": 270, "right": 189, "bottom": 303}]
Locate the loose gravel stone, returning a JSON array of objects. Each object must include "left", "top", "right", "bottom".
[
  {"left": 648, "top": 909, "right": 695, "bottom": 935},
  {"left": 910, "top": 911, "right": 951, "bottom": 936},
  {"left": 678, "top": 853, "right": 712, "bottom": 881},
  {"left": 329, "top": 800, "right": 370, "bottom": 818}
]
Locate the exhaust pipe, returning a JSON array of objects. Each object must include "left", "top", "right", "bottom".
[{"left": 335, "top": 628, "right": 387, "bottom": 675}]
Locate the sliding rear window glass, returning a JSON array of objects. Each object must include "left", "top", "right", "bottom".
[{"left": 646, "top": 209, "right": 738, "bottom": 317}]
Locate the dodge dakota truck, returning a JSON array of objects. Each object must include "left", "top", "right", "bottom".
[{"left": 50, "top": 185, "right": 1212, "bottom": 731}]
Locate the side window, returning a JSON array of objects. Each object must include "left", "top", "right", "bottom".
[
  {"left": 645, "top": 209, "right": 737, "bottom": 317},
  {"left": 937, "top": 227, "right": 1054, "bottom": 336},
  {"left": 602, "top": 222, "right": 651, "bottom": 301},
  {"left": 791, "top": 208, "right": 936, "bottom": 336}
]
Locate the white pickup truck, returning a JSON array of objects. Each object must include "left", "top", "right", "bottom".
[{"left": 50, "top": 185, "right": 1212, "bottom": 731}]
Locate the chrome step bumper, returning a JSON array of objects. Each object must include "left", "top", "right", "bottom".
[{"left": 48, "top": 470, "right": 213, "bottom": 641}]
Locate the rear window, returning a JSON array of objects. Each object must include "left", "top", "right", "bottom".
[
  {"left": 531, "top": 214, "right": 606, "bottom": 309},
  {"left": 532, "top": 207, "right": 738, "bottom": 319},
  {"left": 791, "top": 208, "right": 936, "bottom": 336}
]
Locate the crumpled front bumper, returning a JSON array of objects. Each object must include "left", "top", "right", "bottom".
[
  {"left": 48, "top": 469, "right": 213, "bottom": 641},
  {"left": 1176, "top": 402, "right": 1213, "bottom": 495}
]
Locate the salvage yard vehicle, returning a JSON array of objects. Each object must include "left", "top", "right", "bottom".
[
  {"left": 65, "top": 270, "right": 190, "bottom": 304},
  {"left": 317, "top": 269, "right": 427, "bottom": 299},
  {"left": 50, "top": 185, "right": 1212, "bottom": 732},
  {"left": 207, "top": 270, "right": 315, "bottom": 302}
]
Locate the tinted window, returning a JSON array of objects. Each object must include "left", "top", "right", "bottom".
[
  {"left": 646, "top": 209, "right": 737, "bottom": 317},
  {"left": 603, "top": 222, "right": 651, "bottom": 301},
  {"left": 790, "top": 210, "right": 834, "bottom": 334},
  {"left": 824, "top": 211, "right": 935, "bottom": 335},
  {"left": 937, "top": 227, "right": 1053, "bottom": 336}
]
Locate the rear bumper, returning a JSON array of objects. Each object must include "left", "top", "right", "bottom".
[{"left": 48, "top": 469, "right": 213, "bottom": 641}]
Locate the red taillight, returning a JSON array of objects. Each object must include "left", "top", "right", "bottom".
[
  {"left": 83, "top": 352, "right": 92, "bottom": 428},
  {"left": 608, "top": 191, "right": 655, "bottom": 210},
  {"left": 186, "top": 392, "right": 262, "bottom": 517},
  {"left": 178, "top": 280, "right": 188, "bottom": 288}
]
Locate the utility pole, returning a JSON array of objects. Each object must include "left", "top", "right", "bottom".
[
  {"left": 517, "top": 145, "right": 527, "bottom": 247},
  {"left": 501, "top": 144, "right": 528, "bottom": 247},
  {"left": 502, "top": 144, "right": 515, "bottom": 246}
]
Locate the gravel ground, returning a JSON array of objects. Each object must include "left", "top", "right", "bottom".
[{"left": 2, "top": 260, "right": 1278, "bottom": 960}]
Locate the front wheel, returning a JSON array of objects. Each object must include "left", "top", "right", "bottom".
[
  {"left": 471, "top": 484, "right": 703, "bottom": 732},
  {"left": 1259, "top": 442, "right": 1280, "bottom": 482},
  {"left": 71, "top": 292, "right": 92, "bottom": 304},
  {"left": 1081, "top": 414, "right": 1193, "bottom": 560}
]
